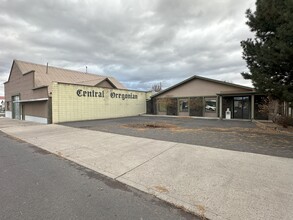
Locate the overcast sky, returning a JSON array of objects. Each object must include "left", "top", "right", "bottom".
[{"left": 0, "top": 0, "right": 256, "bottom": 96}]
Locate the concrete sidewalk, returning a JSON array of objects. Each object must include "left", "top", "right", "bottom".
[{"left": 1, "top": 118, "right": 293, "bottom": 220}]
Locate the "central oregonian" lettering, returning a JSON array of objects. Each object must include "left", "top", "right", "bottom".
[
  {"left": 110, "top": 92, "right": 138, "bottom": 100},
  {"left": 76, "top": 89, "right": 138, "bottom": 100},
  {"left": 77, "top": 89, "right": 104, "bottom": 98}
]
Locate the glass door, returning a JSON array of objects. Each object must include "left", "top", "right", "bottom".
[
  {"left": 233, "top": 96, "right": 250, "bottom": 119},
  {"left": 12, "top": 95, "right": 21, "bottom": 120},
  {"left": 178, "top": 98, "right": 189, "bottom": 116}
]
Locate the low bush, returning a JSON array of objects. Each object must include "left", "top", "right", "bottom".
[{"left": 272, "top": 115, "right": 293, "bottom": 128}]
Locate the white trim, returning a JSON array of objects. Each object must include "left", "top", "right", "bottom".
[
  {"left": 13, "top": 98, "right": 48, "bottom": 103},
  {"left": 5, "top": 111, "right": 12, "bottom": 118},
  {"left": 25, "top": 115, "right": 48, "bottom": 124}
]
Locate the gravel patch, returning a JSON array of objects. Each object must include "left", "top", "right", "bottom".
[{"left": 61, "top": 116, "right": 293, "bottom": 158}]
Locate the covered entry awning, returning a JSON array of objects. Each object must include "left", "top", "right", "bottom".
[
  {"left": 217, "top": 90, "right": 257, "bottom": 96},
  {"left": 12, "top": 98, "right": 49, "bottom": 103},
  {"left": 217, "top": 91, "right": 257, "bottom": 120}
]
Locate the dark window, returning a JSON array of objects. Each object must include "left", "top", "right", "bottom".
[
  {"left": 179, "top": 99, "right": 188, "bottom": 112},
  {"left": 205, "top": 98, "right": 217, "bottom": 112},
  {"left": 6, "top": 101, "right": 10, "bottom": 111},
  {"left": 222, "top": 97, "right": 233, "bottom": 118}
]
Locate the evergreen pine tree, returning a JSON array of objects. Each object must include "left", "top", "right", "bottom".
[{"left": 241, "top": 0, "right": 293, "bottom": 102}]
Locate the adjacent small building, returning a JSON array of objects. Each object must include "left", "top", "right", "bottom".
[
  {"left": 4, "top": 60, "right": 150, "bottom": 123},
  {"left": 149, "top": 75, "right": 271, "bottom": 120},
  {"left": 0, "top": 96, "right": 4, "bottom": 114}
]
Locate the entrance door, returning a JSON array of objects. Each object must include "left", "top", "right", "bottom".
[
  {"left": 12, "top": 95, "right": 21, "bottom": 120},
  {"left": 233, "top": 96, "right": 250, "bottom": 119},
  {"left": 178, "top": 98, "right": 189, "bottom": 116}
]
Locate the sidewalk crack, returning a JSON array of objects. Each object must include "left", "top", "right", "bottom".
[{"left": 114, "top": 143, "right": 178, "bottom": 180}]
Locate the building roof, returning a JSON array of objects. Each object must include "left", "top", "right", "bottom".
[
  {"left": 8, "top": 60, "right": 126, "bottom": 90},
  {"left": 151, "top": 75, "right": 254, "bottom": 98}
]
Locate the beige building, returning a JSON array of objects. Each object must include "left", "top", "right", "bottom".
[
  {"left": 150, "top": 75, "right": 271, "bottom": 120},
  {"left": 4, "top": 60, "right": 150, "bottom": 123}
]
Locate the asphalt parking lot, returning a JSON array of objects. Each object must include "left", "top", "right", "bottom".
[{"left": 61, "top": 116, "right": 293, "bottom": 158}]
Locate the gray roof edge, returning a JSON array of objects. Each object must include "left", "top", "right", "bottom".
[
  {"left": 13, "top": 59, "right": 126, "bottom": 89},
  {"left": 5, "top": 60, "right": 17, "bottom": 84},
  {"left": 14, "top": 59, "right": 105, "bottom": 78},
  {"left": 151, "top": 75, "right": 254, "bottom": 98}
]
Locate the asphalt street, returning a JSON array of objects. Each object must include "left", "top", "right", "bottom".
[{"left": 0, "top": 131, "right": 198, "bottom": 220}]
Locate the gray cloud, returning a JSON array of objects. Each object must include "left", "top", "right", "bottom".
[{"left": 0, "top": 0, "right": 256, "bottom": 95}]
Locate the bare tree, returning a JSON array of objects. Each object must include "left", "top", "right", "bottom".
[{"left": 152, "top": 82, "right": 162, "bottom": 93}]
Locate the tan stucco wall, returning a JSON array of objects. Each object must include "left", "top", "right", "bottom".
[
  {"left": 156, "top": 78, "right": 252, "bottom": 98},
  {"left": 52, "top": 83, "right": 150, "bottom": 123}
]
